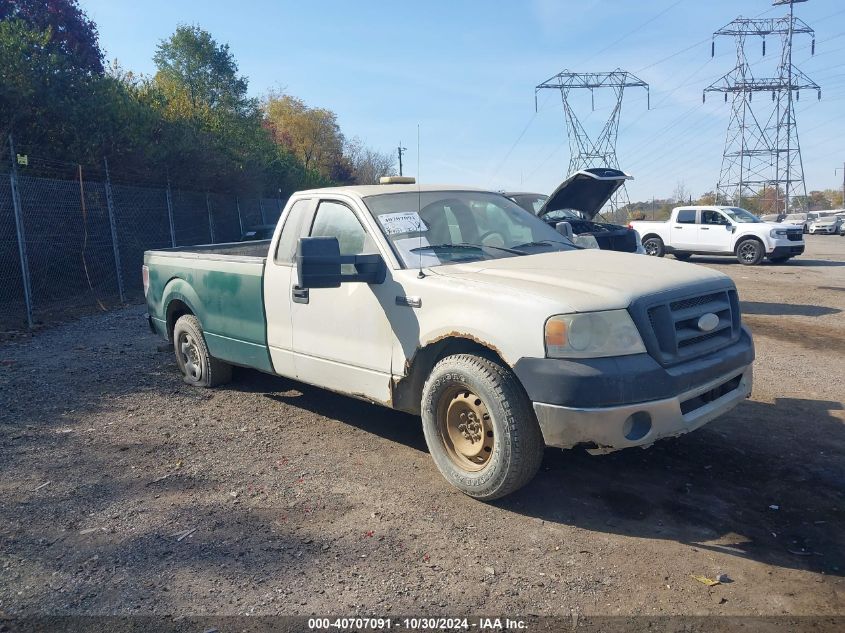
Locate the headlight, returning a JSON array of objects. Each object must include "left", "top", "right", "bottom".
[
  {"left": 770, "top": 228, "right": 788, "bottom": 238},
  {"left": 544, "top": 310, "right": 646, "bottom": 359}
]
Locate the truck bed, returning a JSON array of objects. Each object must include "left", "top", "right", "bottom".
[{"left": 144, "top": 241, "right": 272, "bottom": 373}]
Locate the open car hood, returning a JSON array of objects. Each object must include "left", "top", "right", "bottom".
[{"left": 537, "top": 168, "right": 632, "bottom": 220}]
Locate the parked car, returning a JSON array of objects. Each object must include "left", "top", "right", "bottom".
[
  {"left": 505, "top": 168, "right": 644, "bottom": 254},
  {"left": 240, "top": 224, "right": 276, "bottom": 241},
  {"left": 630, "top": 205, "right": 805, "bottom": 265},
  {"left": 808, "top": 215, "right": 842, "bottom": 235},
  {"left": 760, "top": 214, "right": 781, "bottom": 223},
  {"left": 144, "top": 180, "right": 754, "bottom": 500},
  {"left": 782, "top": 213, "right": 809, "bottom": 233}
]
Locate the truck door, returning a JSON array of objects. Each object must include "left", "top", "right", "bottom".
[
  {"left": 670, "top": 208, "right": 698, "bottom": 249},
  {"left": 289, "top": 199, "right": 395, "bottom": 404},
  {"left": 696, "top": 209, "right": 734, "bottom": 252},
  {"left": 264, "top": 198, "right": 316, "bottom": 378}
]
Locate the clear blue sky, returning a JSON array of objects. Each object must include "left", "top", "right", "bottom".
[{"left": 83, "top": 0, "right": 845, "bottom": 201}]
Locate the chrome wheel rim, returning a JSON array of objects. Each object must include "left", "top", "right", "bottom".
[
  {"left": 178, "top": 332, "right": 202, "bottom": 381},
  {"left": 644, "top": 240, "right": 660, "bottom": 256}
]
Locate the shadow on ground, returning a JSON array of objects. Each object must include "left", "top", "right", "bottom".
[{"left": 740, "top": 300, "right": 841, "bottom": 317}]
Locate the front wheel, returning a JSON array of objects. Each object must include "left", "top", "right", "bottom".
[
  {"left": 643, "top": 236, "right": 665, "bottom": 257},
  {"left": 421, "top": 354, "right": 544, "bottom": 501},
  {"left": 673, "top": 253, "right": 692, "bottom": 261},
  {"left": 173, "top": 314, "right": 232, "bottom": 387},
  {"left": 736, "top": 239, "right": 764, "bottom": 265}
]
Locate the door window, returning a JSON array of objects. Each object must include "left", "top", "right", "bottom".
[
  {"left": 676, "top": 209, "right": 697, "bottom": 224},
  {"left": 701, "top": 210, "right": 729, "bottom": 225},
  {"left": 275, "top": 199, "right": 311, "bottom": 264},
  {"left": 310, "top": 201, "right": 377, "bottom": 273}
]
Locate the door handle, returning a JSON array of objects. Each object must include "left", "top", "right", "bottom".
[
  {"left": 674, "top": 226, "right": 683, "bottom": 229},
  {"left": 701, "top": 227, "right": 710, "bottom": 230},
  {"left": 292, "top": 286, "right": 309, "bottom": 304}
]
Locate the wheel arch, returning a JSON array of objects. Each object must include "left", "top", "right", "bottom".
[
  {"left": 641, "top": 232, "right": 662, "bottom": 243},
  {"left": 733, "top": 234, "right": 764, "bottom": 254},
  {"left": 392, "top": 335, "right": 510, "bottom": 415},
  {"left": 162, "top": 278, "right": 203, "bottom": 342}
]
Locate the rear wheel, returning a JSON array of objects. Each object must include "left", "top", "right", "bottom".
[
  {"left": 643, "top": 236, "right": 665, "bottom": 257},
  {"left": 673, "top": 253, "right": 692, "bottom": 261},
  {"left": 173, "top": 314, "right": 232, "bottom": 387},
  {"left": 736, "top": 239, "right": 764, "bottom": 266},
  {"left": 421, "top": 354, "right": 544, "bottom": 501},
  {"left": 769, "top": 256, "right": 791, "bottom": 264}
]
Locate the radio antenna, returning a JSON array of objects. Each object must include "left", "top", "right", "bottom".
[{"left": 417, "top": 123, "right": 424, "bottom": 279}]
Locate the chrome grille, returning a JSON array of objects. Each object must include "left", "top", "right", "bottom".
[{"left": 643, "top": 288, "right": 740, "bottom": 365}]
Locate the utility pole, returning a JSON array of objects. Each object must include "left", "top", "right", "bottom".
[
  {"left": 535, "top": 69, "right": 649, "bottom": 221},
  {"left": 705, "top": 0, "right": 819, "bottom": 213},
  {"left": 836, "top": 163, "right": 845, "bottom": 210},
  {"left": 397, "top": 143, "right": 406, "bottom": 176}
]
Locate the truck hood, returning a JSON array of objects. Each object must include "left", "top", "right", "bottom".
[
  {"left": 537, "top": 168, "right": 632, "bottom": 220},
  {"left": 766, "top": 222, "right": 803, "bottom": 231},
  {"left": 430, "top": 249, "right": 731, "bottom": 313}
]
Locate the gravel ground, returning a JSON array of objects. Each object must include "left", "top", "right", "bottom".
[{"left": 0, "top": 235, "right": 843, "bottom": 620}]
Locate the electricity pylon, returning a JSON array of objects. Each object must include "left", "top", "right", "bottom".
[
  {"left": 535, "top": 69, "right": 649, "bottom": 219},
  {"left": 704, "top": 0, "right": 820, "bottom": 213}
]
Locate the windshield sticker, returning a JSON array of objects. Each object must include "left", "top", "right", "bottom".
[
  {"left": 393, "top": 236, "right": 440, "bottom": 267},
  {"left": 378, "top": 211, "right": 428, "bottom": 236}
]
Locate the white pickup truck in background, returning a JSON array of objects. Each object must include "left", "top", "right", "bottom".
[{"left": 630, "top": 205, "right": 805, "bottom": 265}]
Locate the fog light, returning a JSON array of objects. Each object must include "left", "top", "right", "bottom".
[{"left": 623, "top": 412, "right": 652, "bottom": 441}]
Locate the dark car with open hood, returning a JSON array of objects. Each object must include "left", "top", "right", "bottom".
[{"left": 505, "top": 168, "right": 644, "bottom": 254}]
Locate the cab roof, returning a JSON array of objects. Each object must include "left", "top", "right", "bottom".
[{"left": 293, "top": 183, "right": 492, "bottom": 199}]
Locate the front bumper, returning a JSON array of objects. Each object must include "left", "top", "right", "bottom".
[
  {"left": 533, "top": 366, "right": 752, "bottom": 453},
  {"left": 769, "top": 244, "right": 805, "bottom": 258}
]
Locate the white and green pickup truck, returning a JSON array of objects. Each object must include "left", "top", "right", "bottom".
[{"left": 144, "top": 181, "right": 754, "bottom": 500}]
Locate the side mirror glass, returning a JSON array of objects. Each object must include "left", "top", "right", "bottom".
[{"left": 297, "top": 237, "right": 387, "bottom": 289}]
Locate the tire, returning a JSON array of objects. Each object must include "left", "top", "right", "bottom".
[
  {"left": 642, "top": 236, "right": 665, "bottom": 257},
  {"left": 736, "top": 238, "right": 764, "bottom": 266},
  {"left": 769, "top": 256, "right": 790, "bottom": 264},
  {"left": 420, "top": 354, "right": 544, "bottom": 501},
  {"left": 173, "top": 314, "right": 232, "bottom": 387},
  {"left": 673, "top": 253, "right": 692, "bottom": 261}
]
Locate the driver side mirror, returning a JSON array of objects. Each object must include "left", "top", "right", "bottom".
[
  {"left": 296, "top": 237, "right": 386, "bottom": 289},
  {"left": 555, "top": 221, "right": 574, "bottom": 239}
]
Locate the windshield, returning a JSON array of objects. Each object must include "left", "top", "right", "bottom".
[
  {"left": 508, "top": 193, "right": 548, "bottom": 214},
  {"left": 363, "top": 191, "right": 576, "bottom": 268},
  {"left": 723, "top": 207, "right": 763, "bottom": 223}
]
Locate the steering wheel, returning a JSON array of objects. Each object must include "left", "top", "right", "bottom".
[{"left": 478, "top": 230, "right": 507, "bottom": 247}]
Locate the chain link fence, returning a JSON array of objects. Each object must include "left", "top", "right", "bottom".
[{"left": 0, "top": 140, "right": 289, "bottom": 332}]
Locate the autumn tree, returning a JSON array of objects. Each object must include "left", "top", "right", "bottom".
[
  {"left": 0, "top": 0, "right": 103, "bottom": 73},
  {"left": 263, "top": 93, "right": 351, "bottom": 181}
]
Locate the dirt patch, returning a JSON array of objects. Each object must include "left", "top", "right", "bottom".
[{"left": 742, "top": 314, "right": 845, "bottom": 354}]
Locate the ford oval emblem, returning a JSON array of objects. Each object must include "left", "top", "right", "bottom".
[{"left": 697, "top": 313, "right": 720, "bottom": 332}]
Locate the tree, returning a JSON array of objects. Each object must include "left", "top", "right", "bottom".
[
  {"left": 672, "top": 180, "right": 689, "bottom": 204},
  {"left": 0, "top": 0, "right": 103, "bottom": 73},
  {"left": 344, "top": 136, "right": 395, "bottom": 184},
  {"left": 263, "top": 93, "right": 349, "bottom": 181},
  {"left": 153, "top": 25, "right": 254, "bottom": 117},
  {"left": 698, "top": 191, "right": 718, "bottom": 205}
]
